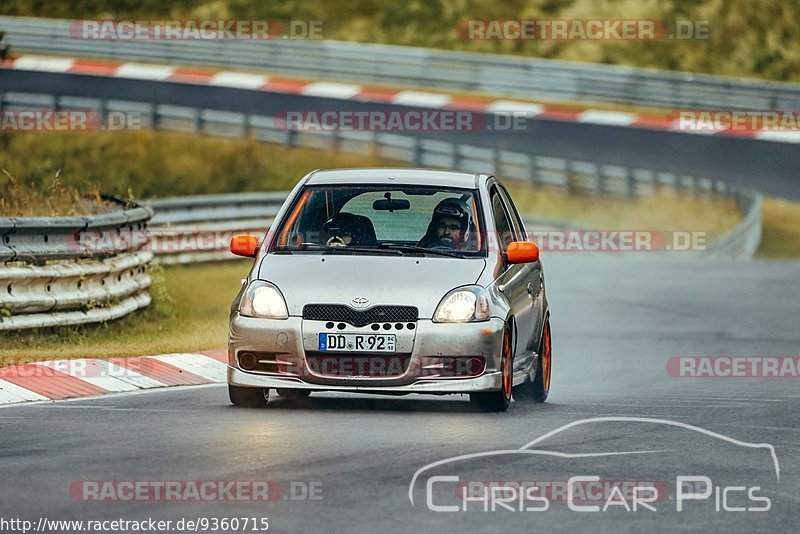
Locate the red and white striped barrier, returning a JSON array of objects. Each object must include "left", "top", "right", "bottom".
[
  {"left": 0, "top": 349, "right": 228, "bottom": 405},
  {"left": 5, "top": 54, "right": 800, "bottom": 143}
]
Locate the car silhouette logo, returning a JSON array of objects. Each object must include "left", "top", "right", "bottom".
[{"left": 351, "top": 297, "right": 370, "bottom": 308}]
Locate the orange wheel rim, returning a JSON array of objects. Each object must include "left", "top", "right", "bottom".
[
  {"left": 542, "top": 323, "right": 551, "bottom": 391},
  {"left": 502, "top": 328, "right": 512, "bottom": 399}
]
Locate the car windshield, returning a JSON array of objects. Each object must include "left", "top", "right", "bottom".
[{"left": 271, "top": 185, "right": 485, "bottom": 256}]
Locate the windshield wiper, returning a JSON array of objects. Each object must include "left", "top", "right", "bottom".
[
  {"left": 377, "top": 243, "right": 465, "bottom": 258},
  {"left": 295, "top": 243, "right": 402, "bottom": 255}
]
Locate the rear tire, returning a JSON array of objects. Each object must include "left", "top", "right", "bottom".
[
  {"left": 276, "top": 389, "right": 312, "bottom": 399},
  {"left": 228, "top": 385, "right": 270, "bottom": 407},
  {"left": 513, "top": 319, "right": 551, "bottom": 403},
  {"left": 469, "top": 324, "right": 512, "bottom": 412}
]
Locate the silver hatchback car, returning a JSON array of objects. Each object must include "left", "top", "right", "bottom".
[{"left": 227, "top": 168, "right": 551, "bottom": 411}]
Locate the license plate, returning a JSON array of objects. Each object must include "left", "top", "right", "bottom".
[{"left": 318, "top": 333, "right": 396, "bottom": 352}]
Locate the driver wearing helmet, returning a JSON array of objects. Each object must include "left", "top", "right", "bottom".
[
  {"left": 418, "top": 198, "right": 471, "bottom": 250},
  {"left": 322, "top": 212, "right": 376, "bottom": 248}
]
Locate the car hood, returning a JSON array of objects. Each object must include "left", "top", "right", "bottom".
[{"left": 257, "top": 254, "right": 487, "bottom": 318}]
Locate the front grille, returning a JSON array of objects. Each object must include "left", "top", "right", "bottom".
[{"left": 303, "top": 304, "right": 418, "bottom": 327}]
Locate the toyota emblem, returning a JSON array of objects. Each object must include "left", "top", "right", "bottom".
[{"left": 351, "top": 297, "right": 370, "bottom": 309}]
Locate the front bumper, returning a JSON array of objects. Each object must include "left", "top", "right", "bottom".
[
  {"left": 228, "top": 314, "right": 507, "bottom": 394},
  {"left": 228, "top": 366, "right": 502, "bottom": 394}
]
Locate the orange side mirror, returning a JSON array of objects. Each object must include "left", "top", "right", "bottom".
[
  {"left": 230, "top": 234, "right": 260, "bottom": 258},
  {"left": 506, "top": 241, "right": 540, "bottom": 263}
]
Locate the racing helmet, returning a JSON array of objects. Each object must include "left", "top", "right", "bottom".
[{"left": 431, "top": 198, "right": 471, "bottom": 230}]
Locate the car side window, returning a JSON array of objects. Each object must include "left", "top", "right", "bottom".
[
  {"left": 490, "top": 186, "right": 515, "bottom": 251},
  {"left": 498, "top": 185, "right": 526, "bottom": 241}
]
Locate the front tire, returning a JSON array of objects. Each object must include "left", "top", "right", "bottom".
[
  {"left": 513, "top": 319, "right": 551, "bottom": 403},
  {"left": 470, "top": 324, "right": 512, "bottom": 412},
  {"left": 229, "top": 385, "right": 270, "bottom": 407}
]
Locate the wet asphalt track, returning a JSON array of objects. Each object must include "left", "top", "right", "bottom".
[{"left": 1, "top": 257, "right": 799, "bottom": 533}]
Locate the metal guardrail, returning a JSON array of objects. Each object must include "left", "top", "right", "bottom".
[
  {"left": 710, "top": 190, "right": 763, "bottom": 259},
  {"left": 0, "top": 199, "right": 154, "bottom": 330},
  {"left": 140, "top": 188, "right": 762, "bottom": 263},
  {"left": 0, "top": 90, "right": 738, "bottom": 200},
  {"left": 0, "top": 198, "right": 151, "bottom": 264},
  {"left": 0, "top": 90, "right": 763, "bottom": 263},
  {"left": 2, "top": 16, "right": 800, "bottom": 110},
  {"left": 147, "top": 193, "right": 284, "bottom": 264}
]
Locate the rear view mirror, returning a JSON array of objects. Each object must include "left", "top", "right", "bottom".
[
  {"left": 506, "top": 241, "right": 540, "bottom": 263},
  {"left": 372, "top": 199, "right": 410, "bottom": 211},
  {"left": 230, "top": 234, "right": 260, "bottom": 258}
]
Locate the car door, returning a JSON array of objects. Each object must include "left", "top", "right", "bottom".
[
  {"left": 489, "top": 183, "right": 536, "bottom": 371},
  {"left": 499, "top": 183, "right": 545, "bottom": 348}
]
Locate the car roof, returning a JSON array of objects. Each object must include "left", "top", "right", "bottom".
[{"left": 304, "top": 168, "right": 486, "bottom": 189}]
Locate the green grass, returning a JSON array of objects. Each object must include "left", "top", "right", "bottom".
[
  {"left": 1, "top": 168, "right": 103, "bottom": 217},
  {"left": 2, "top": 0, "right": 799, "bottom": 83},
  {"left": 0, "top": 130, "right": 400, "bottom": 214},
  {"left": 755, "top": 197, "right": 800, "bottom": 259},
  {"left": 506, "top": 184, "right": 741, "bottom": 236}
]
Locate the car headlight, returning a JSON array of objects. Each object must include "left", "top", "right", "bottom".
[
  {"left": 433, "top": 286, "right": 490, "bottom": 323},
  {"left": 239, "top": 280, "right": 289, "bottom": 319}
]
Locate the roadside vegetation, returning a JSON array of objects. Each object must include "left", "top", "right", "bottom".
[
  {"left": 0, "top": 131, "right": 395, "bottom": 206},
  {"left": 0, "top": 261, "right": 248, "bottom": 363},
  {"left": 0, "top": 169, "right": 102, "bottom": 217},
  {"left": 0, "top": 129, "right": 794, "bottom": 360},
  {"left": 757, "top": 198, "right": 800, "bottom": 259},
  {"left": 506, "top": 184, "right": 740, "bottom": 236},
  {"left": 2, "top": 0, "right": 799, "bottom": 82}
]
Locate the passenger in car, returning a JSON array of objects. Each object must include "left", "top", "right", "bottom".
[{"left": 417, "top": 198, "right": 471, "bottom": 250}]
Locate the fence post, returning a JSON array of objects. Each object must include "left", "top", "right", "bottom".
[
  {"left": 625, "top": 167, "right": 635, "bottom": 198},
  {"left": 150, "top": 103, "right": 158, "bottom": 130},
  {"left": 97, "top": 98, "right": 108, "bottom": 127},
  {"left": 593, "top": 164, "right": 603, "bottom": 195},
  {"left": 192, "top": 108, "right": 201, "bottom": 133},
  {"left": 412, "top": 137, "right": 421, "bottom": 166},
  {"left": 528, "top": 155, "right": 539, "bottom": 188}
]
